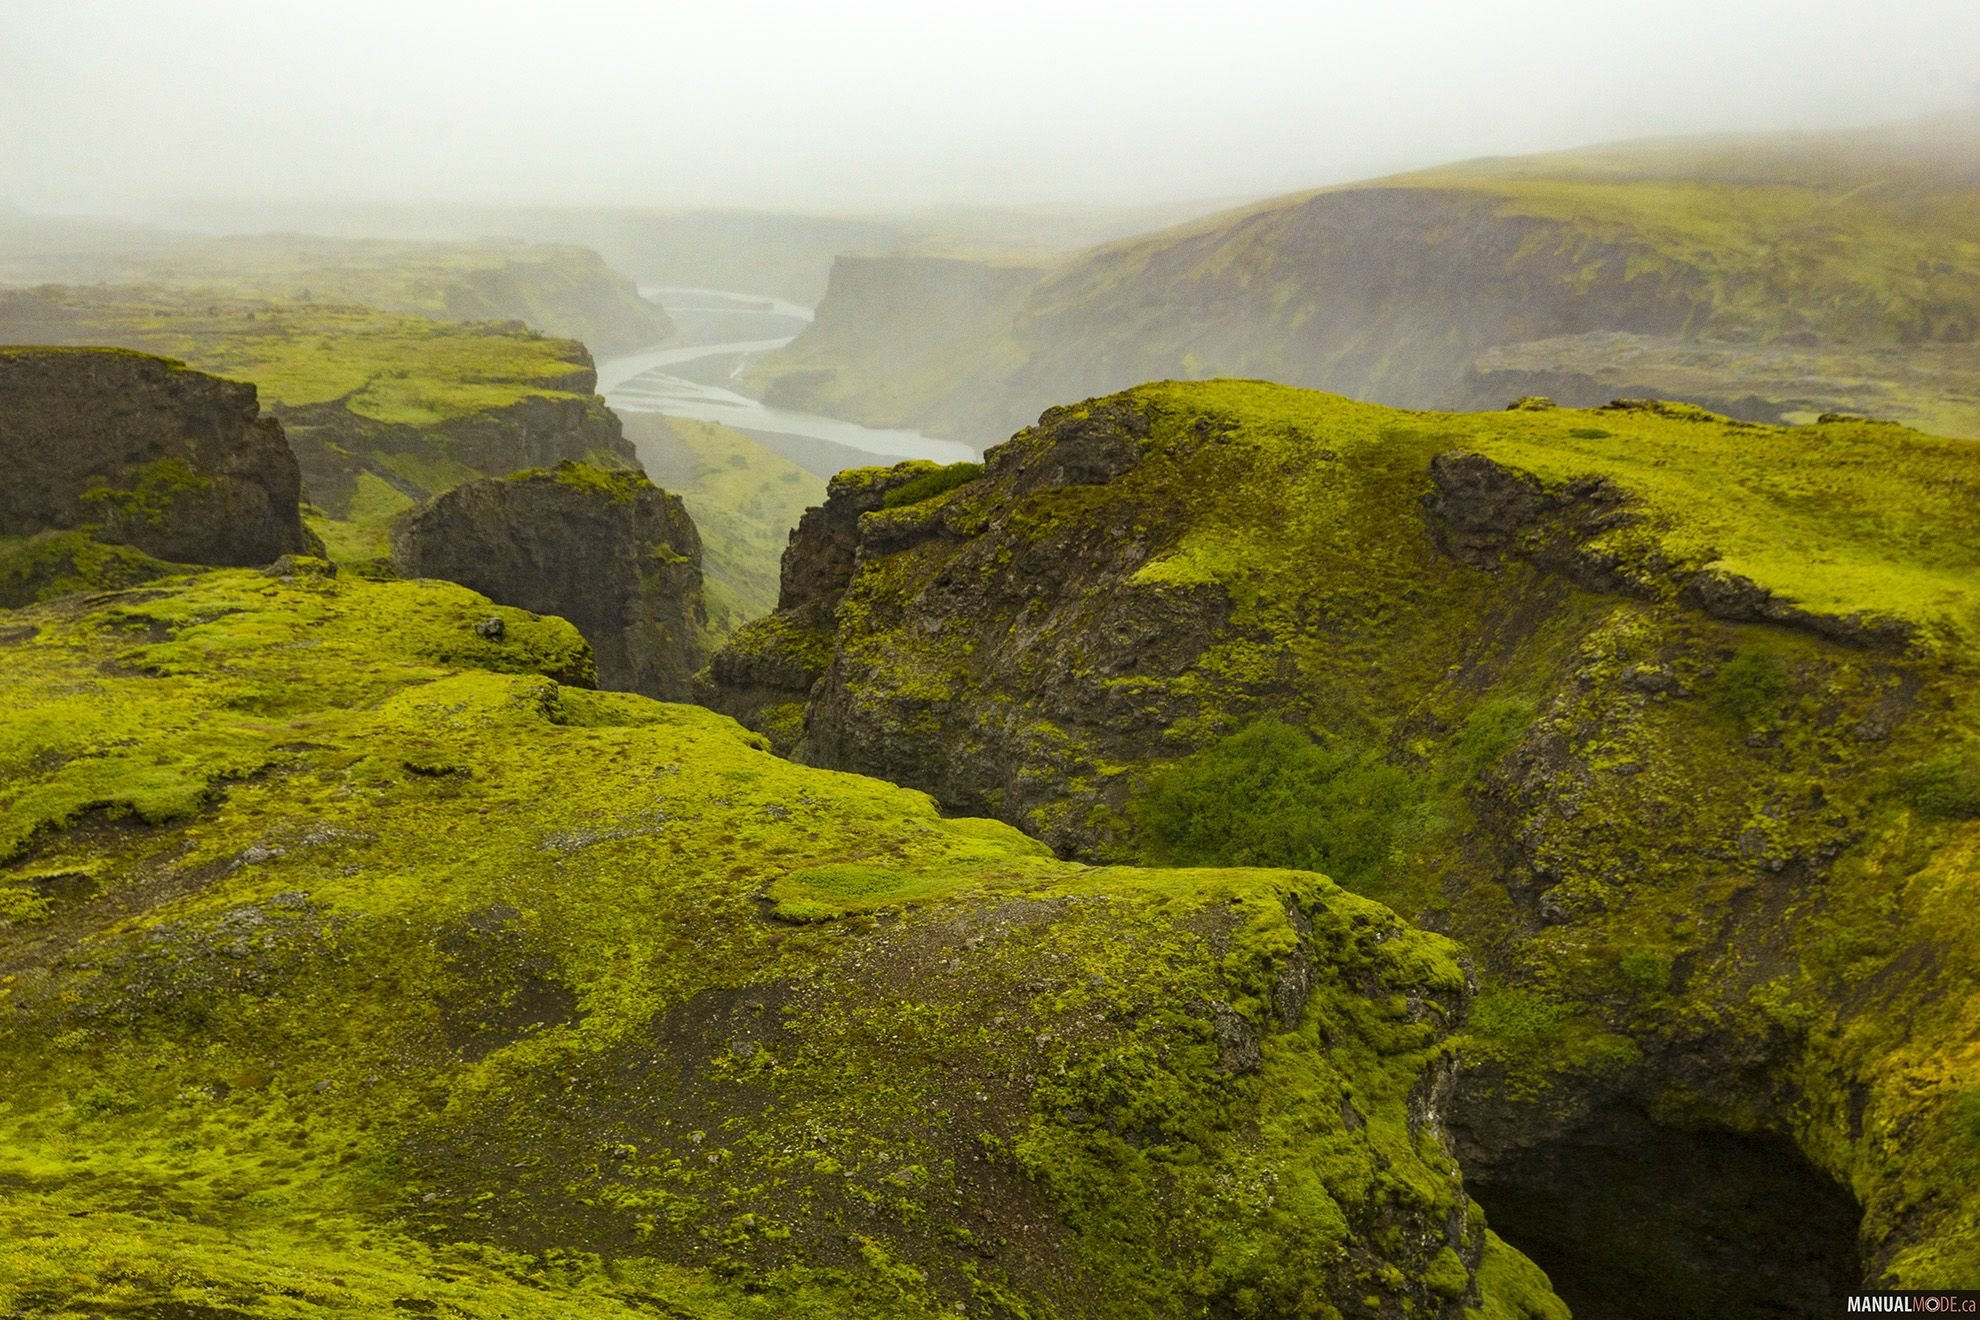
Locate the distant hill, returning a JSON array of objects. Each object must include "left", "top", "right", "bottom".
[
  {"left": 0, "top": 225, "right": 672, "bottom": 357},
  {"left": 748, "top": 114, "right": 1980, "bottom": 445}
]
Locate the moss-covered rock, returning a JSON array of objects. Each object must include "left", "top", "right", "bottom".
[
  {"left": 0, "top": 348, "right": 314, "bottom": 601},
  {"left": 392, "top": 461, "right": 707, "bottom": 700},
  {"left": 0, "top": 569, "right": 1561, "bottom": 1317},
  {"left": 707, "top": 379, "right": 1980, "bottom": 1294}
]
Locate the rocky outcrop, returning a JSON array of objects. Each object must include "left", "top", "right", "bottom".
[
  {"left": 0, "top": 347, "right": 312, "bottom": 568},
  {"left": 707, "top": 380, "right": 1980, "bottom": 1298},
  {"left": 392, "top": 462, "right": 705, "bottom": 699}
]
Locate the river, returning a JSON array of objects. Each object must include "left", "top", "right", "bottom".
[{"left": 598, "top": 287, "right": 978, "bottom": 478}]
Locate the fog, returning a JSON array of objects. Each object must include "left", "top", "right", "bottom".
[{"left": 2, "top": 0, "right": 1978, "bottom": 219}]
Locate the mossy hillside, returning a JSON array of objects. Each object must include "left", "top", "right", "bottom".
[
  {"left": 0, "top": 287, "right": 595, "bottom": 421},
  {"left": 0, "top": 569, "right": 1560, "bottom": 1317},
  {"left": 1385, "top": 117, "right": 1980, "bottom": 346},
  {"left": 747, "top": 116, "right": 1980, "bottom": 444},
  {"left": 621, "top": 413, "right": 826, "bottom": 633},
  {"left": 0, "top": 286, "right": 637, "bottom": 559},
  {"left": 724, "top": 379, "right": 1980, "bottom": 1285}
]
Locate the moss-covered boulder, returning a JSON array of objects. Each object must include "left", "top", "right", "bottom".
[
  {"left": 0, "top": 568, "right": 1565, "bottom": 1318},
  {"left": 391, "top": 461, "right": 707, "bottom": 700},
  {"left": 0, "top": 347, "right": 313, "bottom": 603},
  {"left": 706, "top": 380, "right": 1980, "bottom": 1300}
]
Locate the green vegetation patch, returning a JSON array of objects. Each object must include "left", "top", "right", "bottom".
[
  {"left": 881, "top": 462, "right": 984, "bottom": 509},
  {"left": 1132, "top": 719, "right": 1422, "bottom": 891},
  {"left": 764, "top": 862, "right": 973, "bottom": 922}
]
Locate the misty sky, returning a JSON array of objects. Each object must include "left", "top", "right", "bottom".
[{"left": 3, "top": 0, "right": 1978, "bottom": 218}]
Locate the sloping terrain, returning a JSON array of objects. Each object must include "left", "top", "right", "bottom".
[
  {"left": 707, "top": 380, "right": 1980, "bottom": 1304},
  {"left": 0, "top": 567, "right": 1563, "bottom": 1319},
  {"left": 748, "top": 115, "right": 1980, "bottom": 446}
]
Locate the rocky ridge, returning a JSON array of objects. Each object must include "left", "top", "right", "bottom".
[{"left": 746, "top": 116, "right": 1980, "bottom": 446}]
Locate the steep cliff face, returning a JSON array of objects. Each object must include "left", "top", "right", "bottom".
[
  {"left": 747, "top": 116, "right": 1980, "bottom": 445},
  {"left": 392, "top": 461, "right": 706, "bottom": 699},
  {"left": 0, "top": 347, "right": 312, "bottom": 596},
  {"left": 0, "top": 567, "right": 1566, "bottom": 1318},
  {"left": 706, "top": 381, "right": 1980, "bottom": 1301}
]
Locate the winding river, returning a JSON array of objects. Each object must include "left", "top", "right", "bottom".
[{"left": 598, "top": 287, "right": 978, "bottom": 477}]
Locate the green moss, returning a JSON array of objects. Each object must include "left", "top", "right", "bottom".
[
  {"left": 880, "top": 462, "right": 984, "bottom": 509},
  {"left": 78, "top": 456, "right": 212, "bottom": 527},
  {"left": 0, "top": 567, "right": 1561, "bottom": 1317},
  {"left": 763, "top": 864, "right": 971, "bottom": 922},
  {"left": 0, "top": 530, "right": 178, "bottom": 606},
  {"left": 1891, "top": 749, "right": 1980, "bottom": 820},
  {"left": 544, "top": 459, "right": 648, "bottom": 503},
  {"left": 1467, "top": 1231, "right": 1571, "bottom": 1319}
]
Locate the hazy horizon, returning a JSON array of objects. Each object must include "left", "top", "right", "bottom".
[{"left": 3, "top": 0, "right": 1979, "bottom": 223}]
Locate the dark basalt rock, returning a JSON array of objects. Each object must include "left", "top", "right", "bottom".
[
  {"left": 392, "top": 462, "right": 706, "bottom": 700},
  {"left": 991, "top": 397, "right": 1150, "bottom": 493},
  {"left": 0, "top": 347, "right": 313, "bottom": 566},
  {"left": 1423, "top": 450, "right": 1554, "bottom": 566}
]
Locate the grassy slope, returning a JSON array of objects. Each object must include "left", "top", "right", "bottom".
[
  {"left": 0, "top": 567, "right": 1561, "bottom": 1318},
  {"left": 727, "top": 380, "right": 1980, "bottom": 1285},
  {"left": 751, "top": 115, "right": 1980, "bottom": 443},
  {"left": 621, "top": 413, "right": 826, "bottom": 632}
]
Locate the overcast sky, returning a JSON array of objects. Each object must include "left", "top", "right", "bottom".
[{"left": 3, "top": 0, "right": 1977, "bottom": 217}]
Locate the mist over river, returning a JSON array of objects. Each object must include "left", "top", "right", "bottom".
[{"left": 599, "top": 286, "right": 978, "bottom": 477}]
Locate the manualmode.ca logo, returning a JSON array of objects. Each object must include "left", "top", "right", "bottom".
[{"left": 1844, "top": 1295, "right": 1980, "bottom": 1314}]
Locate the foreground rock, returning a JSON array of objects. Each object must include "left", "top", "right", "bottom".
[
  {"left": 0, "top": 568, "right": 1564, "bottom": 1318},
  {"left": 393, "top": 461, "right": 706, "bottom": 699},
  {"left": 0, "top": 347, "right": 312, "bottom": 596},
  {"left": 708, "top": 380, "right": 1980, "bottom": 1304}
]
